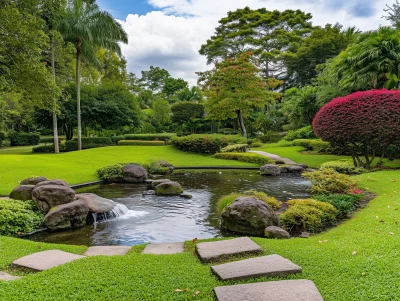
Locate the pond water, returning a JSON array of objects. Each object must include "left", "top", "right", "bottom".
[{"left": 27, "top": 170, "right": 311, "bottom": 246}]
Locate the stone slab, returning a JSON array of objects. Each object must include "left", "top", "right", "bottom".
[
  {"left": 214, "top": 280, "right": 324, "bottom": 301},
  {"left": 12, "top": 250, "right": 85, "bottom": 271},
  {"left": 0, "top": 271, "right": 21, "bottom": 281},
  {"left": 196, "top": 237, "right": 262, "bottom": 263},
  {"left": 84, "top": 246, "right": 132, "bottom": 256},
  {"left": 211, "top": 254, "right": 302, "bottom": 281},
  {"left": 142, "top": 242, "right": 184, "bottom": 254}
]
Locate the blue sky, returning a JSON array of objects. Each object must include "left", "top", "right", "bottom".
[{"left": 98, "top": 0, "right": 156, "bottom": 19}]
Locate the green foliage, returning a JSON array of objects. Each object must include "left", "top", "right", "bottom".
[
  {"left": 0, "top": 131, "right": 7, "bottom": 146},
  {"left": 314, "top": 194, "right": 363, "bottom": 219},
  {"left": 171, "top": 102, "right": 205, "bottom": 124},
  {"left": 259, "top": 132, "right": 282, "bottom": 144},
  {"left": 96, "top": 163, "right": 129, "bottom": 181},
  {"left": 140, "top": 66, "right": 170, "bottom": 92},
  {"left": 76, "top": 137, "right": 113, "bottom": 145},
  {"left": 214, "top": 152, "right": 275, "bottom": 165},
  {"left": 280, "top": 199, "right": 337, "bottom": 233},
  {"left": 110, "top": 136, "right": 125, "bottom": 144},
  {"left": 148, "top": 159, "right": 173, "bottom": 175},
  {"left": 172, "top": 134, "right": 246, "bottom": 154},
  {"left": 321, "top": 160, "right": 366, "bottom": 174},
  {"left": 292, "top": 139, "right": 330, "bottom": 153},
  {"left": 220, "top": 144, "right": 248, "bottom": 153},
  {"left": 151, "top": 98, "right": 171, "bottom": 130},
  {"left": 118, "top": 140, "right": 165, "bottom": 146},
  {"left": 39, "top": 137, "right": 65, "bottom": 144},
  {"left": 8, "top": 132, "right": 40, "bottom": 146},
  {"left": 284, "top": 125, "right": 316, "bottom": 141},
  {"left": 0, "top": 199, "right": 43, "bottom": 236},
  {"left": 162, "top": 77, "right": 188, "bottom": 97},
  {"left": 303, "top": 168, "right": 359, "bottom": 194},
  {"left": 32, "top": 144, "right": 56, "bottom": 153},
  {"left": 124, "top": 133, "right": 175, "bottom": 141},
  {"left": 216, "top": 194, "right": 242, "bottom": 214}
]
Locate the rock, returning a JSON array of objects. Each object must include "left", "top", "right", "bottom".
[
  {"left": 221, "top": 196, "right": 279, "bottom": 236},
  {"left": 142, "top": 190, "right": 156, "bottom": 196},
  {"left": 265, "top": 226, "right": 290, "bottom": 239},
  {"left": 84, "top": 246, "right": 132, "bottom": 256},
  {"left": 107, "top": 175, "right": 123, "bottom": 183},
  {"left": 142, "top": 242, "right": 184, "bottom": 255},
  {"left": 300, "top": 232, "right": 310, "bottom": 238},
  {"left": 148, "top": 179, "right": 171, "bottom": 189},
  {"left": 75, "top": 193, "right": 116, "bottom": 213},
  {"left": 122, "top": 164, "right": 148, "bottom": 183},
  {"left": 180, "top": 193, "right": 193, "bottom": 199},
  {"left": 0, "top": 271, "right": 21, "bottom": 281},
  {"left": 32, "top": 180, "right": 75, "bottom": 214},
  {"left": 155, "top": 160, "right": 174, "bottom": 175},
  {"left": 42, "top": 199, "right": 89, "bottom": 231},
  {"left": 296, "top": 163, "right": 309, "bottom": 169},
  {"left": 286, "top": 165, "right": 305, "bottom": 173},
  {"left": 20, "top": 176, "right": 47, "bottom": 186},
  {"left": 155, "top": 181, "right": 183, "bottom": 196},
  {"left": 260, "top": 164, "right": 281, "bottom": 176},
  {"left": 9, "top": 185, "right": 34, "bottom": 201}
]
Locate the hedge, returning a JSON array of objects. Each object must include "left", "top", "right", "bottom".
[
  {"left": 284, "top": 125, "right": 316, "bottom": 141},
  {"left": 220, "top": 144, "right": 248, "bottom": 153},
  {"left": 124, "top": 133, "right": 175, "bottom": 141},
  {"left": 73, "top": 137, "right": 113, "bottom": 145},
  {"left": 8, "top": 132, "right": 40, "bottom": 146},
  {"left": 118, "top": 140, "right": 166, "bottom": 146},
  {"left": 32, "top": 145, "right": 55, "bottom": 153},
  {"left": 40, "top": 137, "right": 65, "bottom": 144},
  {"left": 214, "top": 152, "right": 275, "bottom": 165}
]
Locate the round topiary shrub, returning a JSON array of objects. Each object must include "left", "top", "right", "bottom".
[{"left": 312, "top": 90, "right": 400, "bottom": 169}]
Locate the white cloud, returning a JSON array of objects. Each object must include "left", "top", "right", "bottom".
[{"left": 120, "top": 0, "right": 391, "bottom": 85}]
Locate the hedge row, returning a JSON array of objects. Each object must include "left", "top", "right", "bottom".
[
  {"left": 118, "top": 140, "right": 166, "bottom": 146},
  {"left": 124, "top": 133, "right": 175, "bottom": 141},
  {"left": 220, "top": 144, "right": 248, "bottom": 153},
  {"left": 292, "top": 139, "right": 331, "bottom": 153},
  {"left": 9, "top": 132, "right": 40, "bottom": 146},
  {"left": 214, "top": 152, "right": 275, "bottom": 165}
]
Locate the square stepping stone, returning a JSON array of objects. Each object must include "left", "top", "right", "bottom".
[
  {"left": 214, "top": 280, "right": 324, "bottom": 301},
  {"left": 84, "top": 246, "right": 132, "bottom": 256},
  {"left": 12, "top": 250, "right": 85, "bottom": 271},
  {"left": 211, "top": 254, "right": 302, "bottom": 281},
  {"left": 196, "top": 237, "right": 262, "bottom": 263},
  {"left": 142, "top": 242, "right": 184, "bottom": 254},
  {"left": 0, "top": 271, "right": 21, "bottom": 281}
]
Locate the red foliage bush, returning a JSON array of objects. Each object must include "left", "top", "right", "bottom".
[{"left": 313, "top": 89, "right": 400, "bottom": 168}]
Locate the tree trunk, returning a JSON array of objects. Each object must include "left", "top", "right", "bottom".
[
  {"left": 50, "top": 34, "right": 59, "bottom": 154},
  {"left": 237, "top": 110, "right": 247, "bottom": 138},
  {"left": 76, "top": 41, "right": 82, "bottom": 151}
]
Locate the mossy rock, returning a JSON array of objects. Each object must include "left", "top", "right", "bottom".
[{"left": 155, "top": 181, "right": 183, "bottom": 196}]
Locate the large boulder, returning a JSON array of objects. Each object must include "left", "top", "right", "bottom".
[
  {"left": 221, "top": 196, "right": 279, "bottom": 236},
  {"left": 280, "top": 165, "right": 304, "bottom": 174},
  {"left": 75, "top": 193, "right": 116, "bottom": 214},
  {"left": 260, "top": 164, "right": 281, "bottom": 176},
  {"left": 155, "top": 181, "right": 183, "bottom": 196},
  {"left": 265, "top": 226, "right": 290, "bottom": 239},
  {"left": 9, "top": 185, "right": 34, "bottom": 201},
  {"left": 32, "top": 180, "right": 75, "bottom": 214},
  {"left": 122, "top": 164, "right": 148, "bottom": 183},
  {"left": 148, "top": 179, "right": 171, "bottom": 189},
  {"left": 20, "top": 176, "right": 47, "bottom": 186},
  {"left": 42, "top": 199, "right": 89, "bottom": 231}
]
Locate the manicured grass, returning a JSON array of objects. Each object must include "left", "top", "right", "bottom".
[
  {"left": 0, "top": 146, "right": 257, "bottom": 195},
  {"left": 0, "top": 171, "right": 399, "bottom": 300}
]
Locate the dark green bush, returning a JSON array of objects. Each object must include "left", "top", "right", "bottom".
[
  {"left": 292, "top": 139, "right": 313, "bottom": 150},
  {"left": 220, "top": 144, "right": 248, "bottom": 153},
  {"left": 218, "top": 128, "right": 240, "bottom": 135},
  {"left": 97, "top": 162, "right": 140, "bottom": 181},
  {"left": 171, "top": 102, "right": 204, "bottom": 124},
  {"left": 39, "top": 137, "right": 65, "bottom": 144},
  {"left": 259, "top": 132, "right": 281, "bottom": 143},
  {"left": 303, "top": 168, "right": 359, "bottom": 194},
  {"left": 321, "top": 160, "right": 365, "bottom": 174},
  {"left": 124, "top": 133, "right": 175, "bottom": 141},
  {"left": 215, "top": 152, "right": 275, "bottom": 165},
  {"left": 118, "top": 140, "right": 166, "bottom": 146},
  {"left": 314, "top": 194, "right": 363, "bottom": 219},
  {"left": 32, "top": 144, "right": 55, "bottom": 153},
  {"left": 0, "top": 199, "right": 43, "bottom": 236},
  {"left": 0, "top": 131, "right": 6, "bottom": 146},
  {"left": 110, "top": 136, "right": 126, "bottom": 144},
  {"left": 8, "top": 132, "right": 40, "bottom": 146},
  {"left": 73, "top": 137, "right": 113, "bottom": 145},
  {"left": 284, "top": 125, "right": 316, "bottom": 141},
  {"left": 172, "top": 134, "right": 246, "bottom": 154}
]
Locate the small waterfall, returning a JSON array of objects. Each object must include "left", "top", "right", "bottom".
[{"left": 107, "top": 203, "right": 130, "bottom": 219}]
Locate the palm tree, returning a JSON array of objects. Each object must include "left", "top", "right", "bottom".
[{"left": 59, "top": 0, "right": 128, "bottom": 150}]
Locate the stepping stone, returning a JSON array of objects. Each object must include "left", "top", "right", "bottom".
[
  {"left": 142, "top": 242, "right": 184, "bottom": 255},
  {"left": 214, "top": 280, "right": 323, "bottom": 301},
  {"left": 0, "top": 271, "right": 21, "bottom": 281},
  {"left": 84, "top": 246, "right": 132, "bottom": 256},
  {"left": 196, "top": 237, "right": 262, "bottom": 263},
  {"left": 12, "top": 250, "right": 85, "bottom": 271},
  {"left": 211, "top": 254, "right": 302, "bottom": 281}
]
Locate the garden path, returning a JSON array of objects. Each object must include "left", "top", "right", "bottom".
[{"left": 248, "top": 150, "right": 297, "bottom": 165}]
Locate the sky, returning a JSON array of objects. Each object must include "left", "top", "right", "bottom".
[{"left": 98, "top": 0, "right": 392, "bottom": 86}]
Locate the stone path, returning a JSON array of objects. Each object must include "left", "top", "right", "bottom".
[
  {"left": 214, "top": 280, "right": 324, "bottom": 301},
  {"left": 142, "top": 242, "right": 184, "bottom": 255},
  {"left": 196, "top": 237, "right": 262, "bottom": 263},
  {"left": 0, "top": 271, "right": 21, "bottom": 281},
  {"left": 211, "top": 255, "right": 302, "bottom": 281},
  {"left": 84, "top": 246, "right": 132, "bottom": 256},
  {"left": 248, "top": 150, "right": 297, "bottom": 165}
]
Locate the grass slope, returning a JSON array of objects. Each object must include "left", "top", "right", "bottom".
[
  {"left": 0, "top": 146, "right": 256, "bottom": 195},
  {"left": 0, "top": 171, "right": 399, "bottom": 300}
]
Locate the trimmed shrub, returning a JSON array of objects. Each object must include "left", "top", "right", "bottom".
[
  {"left": 39, "top": 137, "right": 65, "bottom": 144},
  {"left": 291, "top": 139, "right": 331, "bottom": 153},
  {"left": 313, "top": 90, "right": 400, "bottom": 169},
  {"left": 303, "top": 168, "right": 359, "bottom": 194},
  {"left": 8, "top": 132, "right": 40, "bottom": 146},
  {"left": 280, "top": 199, "right": 337, "bottom": 233},
  {"left": 124, "top": 133, "right": 175, "bottom": 141},
  {"left": 259, "top": 132, "right": 282, "bottom": 143},
  {"left": 32, "top": 144, "right": 55, "bottom": 153},
  {"left": 118, "top": 140, "right": 166, "bottom": 146},
  {"left": 314, "top": 194, "right": 364, "bottom": 219},
  {"left": 220, "top": 144, "right": 248, "bottom": 153},
  {"left": 148, "top": 159, "right": 173, "bottom": 175},
  {"left": 284, "top": 126, "right": 316, "bottom": 141},
  {"left": 0, "top": 199, "right": 43, "bottom": 236},
  {"left": 172, "top": 134, "right": 246, "bottom": 154},
  {"left": 321, "top": 160, "right": 365, "bottom": 174},
  {"left": 74, "top": 137, "right": 113, "bottom": 145},
  {"left": 292, "top": 139, "right": 313, "bottom": 150},
  {"left": 97, "top": 162, "right": 141, "bottom": 181},
  {"left": 110, "top": 136, "right": 126, "bottom": 144},
  {"left": 215, "top": 152, "right": 275, "bottom": 165},
  {"left": 251, "top": 142, "right": 263, "bottom": 148}
]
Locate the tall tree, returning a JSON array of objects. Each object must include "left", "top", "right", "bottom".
[
  {"left": 140, "top": 66, "right": 170, "bottom": 93},
  {"left": 384, "top": 0, "right": 400, "bottom": 28},
  {"left": 59, "top": 0, "right": 128, "bottom": 150},
  {"left": 199, "top": 52, "right": 281, "bottom": 138}
]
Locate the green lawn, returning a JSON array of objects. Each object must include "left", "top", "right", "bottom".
[
  {"left": 0, "top": 171, "right": 399, "bottom": 300},
  {"left": 0, "top": 146, "right": 257, "bottom": 196}
]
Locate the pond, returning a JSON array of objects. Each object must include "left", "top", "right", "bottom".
[{"left": 27, "top": 170, "right": 311, "bottom": 246}]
